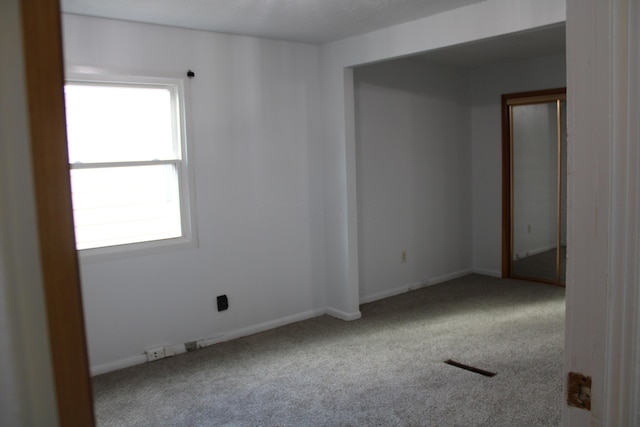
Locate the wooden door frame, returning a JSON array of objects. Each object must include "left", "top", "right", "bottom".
[
  {"left": 19, "top": 0, "right": 95, "bottom": 425},
  {"left": 501, "top": 87, "right": 567, "bottom": 285}
]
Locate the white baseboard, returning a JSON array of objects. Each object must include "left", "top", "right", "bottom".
[
  {"left": 212, "top": 308, "right": 326, "bottom": 345},
  {"left": 408, "top": 279, "right": 430, "bottom": 291},
  {"left": 89, "top": 268, "right": 489, "bottom": 376},
  {"left": 90, "top": 307, "right": 325, "bottom": 376},
  {"left": 472, "top": 268, "right": 502, "bottom": 278},
  {"left": 360, "top": 278, "right": 432, "bottom": 304},
  {"left": 360, "top": 285, "right": 409, "bottom": 304},
  {"left": 514, "top": 244, "right": 556, "bottom": 260},
  {"left": 91, "top": 354, "right": 146, "bottom": 376},
  {"left": 427, "top": 269, "right": 473, "bottom": 286},
  {"left": 530, "top": 245, "right": 556, "bottom": 256},
  {"left": 359, "top": 270, "right": 474, "bottom": 305},
  {"left": 325, "top": 307, "right": 362, "bottom": 321}
]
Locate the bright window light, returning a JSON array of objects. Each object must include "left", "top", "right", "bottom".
[{"left": 64, "top": 78, "right": 191, "bottom": 252}]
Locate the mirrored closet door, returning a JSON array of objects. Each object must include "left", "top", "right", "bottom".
[{"left": 502, "top": 88, "right": 567, "bottom": 286}]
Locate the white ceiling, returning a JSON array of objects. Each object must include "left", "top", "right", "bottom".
[
  {"left": 61, "top": 0, "right": 565, "bottom": 65},
  {"left": 61, "top": 0, "right": 486, "bottom": 45}
]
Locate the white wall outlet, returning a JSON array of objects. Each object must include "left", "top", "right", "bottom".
[
  {"left": 401, "top": 250, "right": 407, "bottom": 263},
  {"left": 146, "top": 346, "right": 165, "bottom": 362}
]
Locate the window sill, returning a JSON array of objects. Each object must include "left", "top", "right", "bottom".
[{"left": 77, "top": 235, "right": 197, "bottom": 264}]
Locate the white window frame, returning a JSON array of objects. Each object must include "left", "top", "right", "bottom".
[{"left": 65, "top": 69, "right": 198, "bottom": 262}]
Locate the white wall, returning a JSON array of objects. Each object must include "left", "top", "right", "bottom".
[
  {"left": 354, "top": 58, "right": 472, "bottom": 303},
  {"left": 354, "top": 53, "right": 564, "bottom": 301},
  {"left": 62, "top": 14, "right": 326, "bottom": 373},
  {"left": 469, "top": 54, "right": 566, "bottom": 276},
  {"left": 0, "top": 0, "right": 59, "bottom": 424},
  {"left": 63, "top": 1, "right": 567, "bottom": 373}
]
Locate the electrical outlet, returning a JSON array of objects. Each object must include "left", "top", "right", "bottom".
[
  {"left": 217, "top": 294, "right": 229, "bottom": 311},
  {"left": 401, "top": 250, "right": 407, "bottom": 263},
  {"left": 185, "top": 341, "right": 198, "bottom": 352},
  {"left": 146, "top": 346, "right": 165, "bottom": 362}
]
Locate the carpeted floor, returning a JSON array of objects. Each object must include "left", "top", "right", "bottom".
[{"left": 92, "top": 274, "right": 565, "bottom": 426}]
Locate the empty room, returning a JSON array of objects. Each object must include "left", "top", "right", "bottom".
[{"left": 3, "top": 0, "right": 639, "bottom": 426}]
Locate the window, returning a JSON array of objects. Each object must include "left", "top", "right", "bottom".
[{"left": 64, "top": 74, "right": 195, "bottom": 257}]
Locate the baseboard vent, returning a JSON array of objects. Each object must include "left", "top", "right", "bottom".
[{"left": 444, "top": 359, "right": 496, "bottom": 377}]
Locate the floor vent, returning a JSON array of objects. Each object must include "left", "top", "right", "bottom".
[{"left": 444, "top": 359, "right": 496, "bottom": 377}]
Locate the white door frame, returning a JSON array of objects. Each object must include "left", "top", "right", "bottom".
[{"left": 565, "top": 0, "right": 640, "bottom": 424}]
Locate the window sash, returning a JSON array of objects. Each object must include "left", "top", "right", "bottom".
[
  {"left": 64, "top": 82, "right": 183, "bottom": 164},
  {"left": 69, "top": 161, "right": 184, "bottom": 250}
]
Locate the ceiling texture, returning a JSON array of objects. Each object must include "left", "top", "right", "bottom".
[{"left": 61, "top": 0, "right": 487, "bottom": 44}]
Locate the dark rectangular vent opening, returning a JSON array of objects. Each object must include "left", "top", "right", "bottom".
[{"left": 444, "top": 359, "right": 496, "bottom": 377}]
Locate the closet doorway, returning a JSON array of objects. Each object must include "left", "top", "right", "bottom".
[{"left": 502, "top": 88, "right": 567, "bottom": 286}]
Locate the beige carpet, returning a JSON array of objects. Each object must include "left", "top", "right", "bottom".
[{"left": 93, "top": 274, "right": 564, "bottom": 426}]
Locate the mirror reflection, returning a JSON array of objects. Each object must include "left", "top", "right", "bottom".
[{"left": 505, "top": 90, "right": 566, "bottom": 285}]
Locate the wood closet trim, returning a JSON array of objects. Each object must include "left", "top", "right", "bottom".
[
  {"left": 20, "top": 0, "right": 95, "bottom": 425},
  {"left": 501, "top": 87, "right": 567, "bottom": 281}
]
